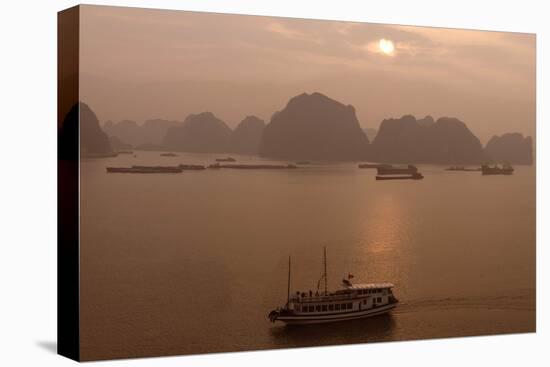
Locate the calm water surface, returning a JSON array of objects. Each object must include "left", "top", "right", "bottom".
[{"left": 79, "top": 151, "right": 535, "bottom": 360}]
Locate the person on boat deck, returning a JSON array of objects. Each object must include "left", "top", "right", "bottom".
[{"left": 309, "top": 290, "right": 312, "bottom": 297}]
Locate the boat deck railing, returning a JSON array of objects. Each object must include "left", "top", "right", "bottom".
[{"left": 290, "top": 292, "right": 367, "bottom": 303}]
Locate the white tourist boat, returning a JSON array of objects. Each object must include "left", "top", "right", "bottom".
[{"left": 268, "top": 248, "right": 398, "bottom": 325}]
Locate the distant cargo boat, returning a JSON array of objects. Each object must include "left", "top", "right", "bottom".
[
  {"left": 295, "top": 161, "right": 311, "bottom": 165},
  {"left": 160, "top": 152, "right": 178, "bottom": 157},
  {"left": 215, "top": 157, "right": 236, "bottom": 162},
  {"left": 376, "top": 172, "right": 424, "bottom": 180},
  {"left": 268, "top": 248, "right": 398, "bottom": 325},
  {"left": 377, "top": 164, "right": 418, "bottom": 175},
  {"left": 481, "top": 164, "right": 514, "bottom": 175},
  {"left": 358, "top": 163, "right": 392, "bottom": 169},
  {"left": 208, "top": 163, "right": 297, "bottom": 169},
  {"left": 86, "top": 152, "right": 119, "bottom": 158},
  {"left": 178, "top": 164, "right": 206, "bottom": 170},
  {"left": 445, "top": 166, "right": 481, "bottom": 172},
  {"left": 117, "top": 151, "right": 134, "bottom": 155},
  {"left": 106, "top": 165, "right": 183, "bottom": 173}
]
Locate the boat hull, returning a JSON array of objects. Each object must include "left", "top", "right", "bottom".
[
  {"left": 274, "top": 302, "right": 397, "bottom": 325},
  {"left": 376, "top": 175, "right": 423, "bottom": 180}
]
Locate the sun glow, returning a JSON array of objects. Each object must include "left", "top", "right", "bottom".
[{"left": 378, "top": 39, "right": 395, "bottom": 55}]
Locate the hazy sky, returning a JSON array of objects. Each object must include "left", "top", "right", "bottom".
[{"left": 80, "top": 5, "right": 536, "bottom": 142}]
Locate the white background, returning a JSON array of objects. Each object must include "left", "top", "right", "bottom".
[{"left": 0, "top": 0, "right": 548, "bottom": 365}]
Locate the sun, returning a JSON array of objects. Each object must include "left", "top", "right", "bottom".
[{"left": 378, "top": 38, "right": 395, "bottom": 55}]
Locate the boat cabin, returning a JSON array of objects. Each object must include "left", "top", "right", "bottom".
[{"left": 288, "top": 282, "right": 395, "bottom": 314}]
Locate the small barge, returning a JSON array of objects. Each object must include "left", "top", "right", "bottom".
[
  {"left": 208, "top": 163, "right": 297, "bottom": 169},
  {"left": 358, "top": 163, "right": 392, "bottom": 169},
  {"left": 106, "top": 165, "right": 183, "bottom": 174},
  {"left": 445, "top": 166, "right": 481, "bottom": 172},
  {"left": 377, "top": 164, "right": 418, "bottom": 175},
  {"left": 178, "top": 164, "right": 206, "bottom": 170},
  {"left": 215, "top": 157, "right": 236, "bottom": 162},
  {"left": 376, "top": 172, "right": 424, "bottom": 180},
  {"left": 481, "top": 164, "right": 514, "bottom": 175}
]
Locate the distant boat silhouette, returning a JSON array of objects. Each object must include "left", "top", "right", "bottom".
[
  {"left": 106, "top": 166, "right": 182, "bottom": 174},
  {"left": 377, "top": 165, "right": 418, "bottom": 175},
  {"left": 376, "top": 172, "right": 424, "bottom": 180},
  {"left": 481, "top": 164, "right": 514, "bottom": 175}
]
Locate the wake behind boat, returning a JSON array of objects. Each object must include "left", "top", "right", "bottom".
[{"left": 268, "top": 248, "right": 398, "bottom": 325}]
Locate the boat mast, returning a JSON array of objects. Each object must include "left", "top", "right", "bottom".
[
  {"left": 323, "top": 247, "right": 328, "bottom": 295},
  {"left": 287, "top": 256, "right": 291, "bottom": 306}
]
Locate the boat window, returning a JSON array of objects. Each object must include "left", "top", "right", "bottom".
[
  {"left": 308, "top": 305, "right": 314, "bottom": 312},
  {"left": 322, "top": 305, "right": 327, "bottom": 312},
  {"left": 377, "top": 297, "right": 382, "bottom": 303},
  {"left": 335, "top": 304, "right": 341, "bottom": 310},
  {"left": 316, "top": 305, "right": 321, "bottom": 312},
  {"left": 347, "top": 303, "right": 353, "bottom": 309},
  {"left": 363, "top": 299, "right": 367, "bottom": 304},
  {"left": 329, "top": 304, "right": 334, "bottom": 311}
]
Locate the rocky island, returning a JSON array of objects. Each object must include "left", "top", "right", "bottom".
[
  {"left": 485, "top": 133, "right": 533, "bottom": 165},
  {"left": 259, "top": 92, "right": 369, "bottom": 161}
]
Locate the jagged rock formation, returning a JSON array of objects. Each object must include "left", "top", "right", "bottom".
[
  {"left": 79, "top": 103, "right": 113, "bottom": 156},
  {"left": 109, "top": 136, "right": 133, "bottom": 151},
  {"left": 485, "top": 133, "right": 533, "bottom": 165},
  {"left": 141, "top": 119, "right": 180, "bottom": 146},
  {"left": 370, "top": 115, "right": 485, "bottom": 164},
  {"left": 162, "top": 112, "right": 232, "bottom": 153},
  {"left": 103, "top": 119, "right": 180, "bottom": 147},
  {"left": 230, "top": 116, "right": 265, "bottom": 154},
  {"left": 417, "top": 115, "right": 435, "bottom": 127},
  {"left": 103, "top": 120, "right": 141, "bottom": 147},
  {"left": 59, "top": 102, "right": 112, "bottom": 158},
  {"left": 363, "top": 128, "right": 378, "bottom": 142},
  {"left": 259, "top": 92, "right": 369, "bottom": 161}
]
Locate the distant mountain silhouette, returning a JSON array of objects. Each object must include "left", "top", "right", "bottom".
[
  {"left": 59, "top": 102, "right": 112, "bottom": 158},
  {"left": 363, "top": 128, "right": 378, "bottom": 141},
  {"left": 109, "top": 136, "right": 132, "bottom": 151},
  {"left": 230, "top": 116, "right": 265, "bottom": 154},
  {"left": 80, "top": 103, "right": 113, "bottom": 156},
  {"left": 417, "top": 115, "right": 435, "bottom": 127},
  {"left": 103, "top": 118, "right": 180, "bottom": 147},
  {"left": 142, "top": 119, "right": 181, "bottom": 145},
  {"left": 163, "top": 112, "right": 232, "bottom": 153},
  {"left": 103, "top": 120, "right": 141, "bottom": 146},
  {"left": 370, "top": 115, "right": 485, "bottom": 164},
  {"left": 260, "top": 92, "right": 369, "bottom": 160},
  {"left": 485, "top": 133, "right": 533, "bottom": 165}
]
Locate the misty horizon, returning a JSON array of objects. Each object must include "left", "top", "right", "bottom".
[{"left": 80, "top": 5, "right": 535, "bottom": 144}]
